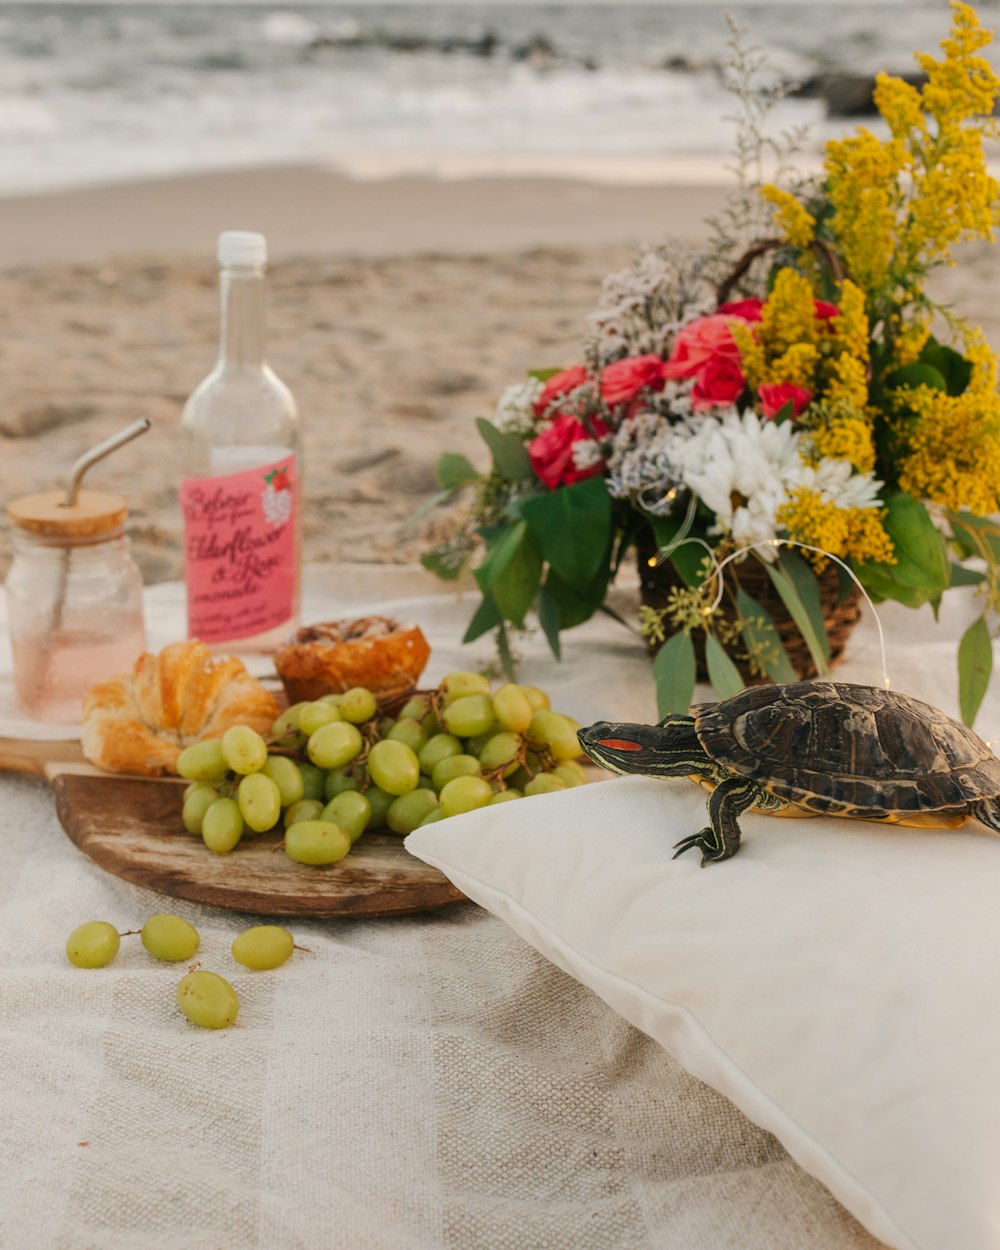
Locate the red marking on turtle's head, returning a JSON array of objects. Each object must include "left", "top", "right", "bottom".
[{"left": 598, "top": 738, "right": 644, "bottom": 752}]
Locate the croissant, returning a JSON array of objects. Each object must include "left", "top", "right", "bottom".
[
  {"left": 274, "top": 616, "right": 431, "bottom": 704},
  {"left": 81, "top": 639, "right": 280, "bottom": 777}
]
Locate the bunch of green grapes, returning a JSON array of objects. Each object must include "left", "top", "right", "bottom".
[{"left": 176, "top": 672, "right": 588, "bottom": 866}]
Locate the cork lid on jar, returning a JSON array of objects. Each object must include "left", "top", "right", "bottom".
[{"left": 6, "top": 489, "right": 128, "bottom": 538}]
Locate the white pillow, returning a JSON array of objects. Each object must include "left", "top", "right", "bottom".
[{"left": 407, "top": 775, "right": 1000, "bottom": 1250}]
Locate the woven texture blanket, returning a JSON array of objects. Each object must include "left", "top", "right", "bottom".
[{"left": 2, "top": 564, "right": 992, "bottom": 1250}]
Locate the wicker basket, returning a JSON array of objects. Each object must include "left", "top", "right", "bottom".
[{"left": 636, "top": 538, "right": 862, "bottom": 683}]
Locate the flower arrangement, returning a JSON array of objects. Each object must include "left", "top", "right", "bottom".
[{"left": 424, "top": 2, "right": 1000, "bottom": 726}]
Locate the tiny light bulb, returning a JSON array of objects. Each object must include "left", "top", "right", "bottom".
[{"left": 647, "top": 556, "right": 658, "bottom": 568}]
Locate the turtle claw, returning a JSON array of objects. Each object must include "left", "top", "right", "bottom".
[{"left": 672, "top": 827, "right": 716, "bottom": 861}]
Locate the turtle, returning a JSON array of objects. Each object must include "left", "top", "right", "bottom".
[{"left": 577, "top": 681, "right": 1000, "bottom": 865}]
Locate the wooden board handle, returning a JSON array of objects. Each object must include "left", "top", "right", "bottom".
[{"left": 0, "top": 737, "right": 85, "bottom": 778}]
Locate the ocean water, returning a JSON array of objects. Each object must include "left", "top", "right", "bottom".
[{"left": 0, "top": 1, "right": 992, "bottom": 194}]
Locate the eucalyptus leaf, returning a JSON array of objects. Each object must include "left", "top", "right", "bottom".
[
  {"left": 462, "top": 592, "right": 503, "bottom": 644},
  {"left": 475, "top": 418, "right": 534, "bottom": 481},
  {"left": 958, "top": 615, "right": 993, "bottom": 727},
  {"left": 536, "top": 583, "right": 562, "bottom": 660},
  {"left": 653, "top": 632, "right": 696, "bottom": 718},
  {"left": 765, "top": 553, "right": 830, "bottom": 675},
  {"left": 521, "top": 477, "right": 612, "bottom": 587},
  {"left": 949, "top": 564, "right": 987, "bottom": 588},
  {"left": 407, "top": 488, "right": 455, "bottom": 528},
  {"left": 704, "top": 632, "right": 746, "bottom": 699},
  {"left": 497, "top": 623, "right": 516, "bottom": 682},
  {"left": 854, "top": 494, "right": 949, "bottom": 608},
  {"left": 736, "top": 587, "right": 798, "bottom": 683},
  {"left": 527, "top": 367, "right": 563, "bottom": 383},
  {"left": 436, "top": 452, "right": 479, "bottom": 490},
  {"left": 474, "top": 521, "right": 542, "bottom": 627},
  {"left": 420, "top": 547, "right": 464, "bottom": 582},
  {"left": 542, "top": 563, "right": 608, "bottom": 632}
]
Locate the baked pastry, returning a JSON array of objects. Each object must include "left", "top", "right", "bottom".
[
  {"left": 274, "top": 616, "right": 431, "bottom": 704},
  {"left": 81, "top": 639, "right": 280, "bottom": 777}
]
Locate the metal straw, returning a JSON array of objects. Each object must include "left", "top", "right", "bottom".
[{"left": 65, "top": 417, "right": 151, "bottom": 506}]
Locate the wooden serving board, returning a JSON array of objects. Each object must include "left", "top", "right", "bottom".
[{"left": 0, "top": 738, "right": 465, "bottom": 918}]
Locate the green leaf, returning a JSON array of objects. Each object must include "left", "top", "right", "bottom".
[
  {"left": 884, "top": 362, "right": 947, "bottom": 393},
  {"left": 653, "top": 632, "right": 696, "bottom": 718},
  {"left": 958, "top": 615, "right": 994, "bottom": 727},
  {"left": 436, "top": 453, "right": 478, "bottom": 490},
  {"left": 462, "top": 592, "right": 502, "bottom": 644},
  {"left": 704, "top": 632, "right": 745, "bottom": 699},
  {"left": 476, "top": 418, "right": 534, "bottom": 481},
  {"left": 474, "top": 520, "right": 542, "bottom": 627},
  {"left": 919, "top": 341, "right": 973, "bottom": 397},
  {"left": 646, "top": 514, "right": 707, "bottom": 587},
  {"left": 950, "top": 563, "right": 987, "bottom": 588},
  {"left": 765, "top": 552, "right": 830, "bottom": 675},
  {"left": 854, "top": 494, "right": 950, "bottom": 608},
  {"left": 541, "top": 563, "right": 608, "bottom": 632},
  {"left": 527, "top": 367, "right": 563, "bottom": 383},
  {"left": 536, "top": 583, "right": 562, "bottom": 659},
  {"left": 736, "top": 587, "right": 798, "bottom": 683},
  {"left": 407, "top": 487, "right": 455, "bottom": 528},
  {"left": 420, "top": 547, "right": 464, "bottom": 582},
  {"left": 497, "top": 623, "right": 516, "bottom": 682},
  {"left": 521, "top": 477, "right": 613, "bottom": 587}
]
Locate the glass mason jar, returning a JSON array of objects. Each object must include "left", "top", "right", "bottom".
[{"left": 5, "top": 489, "right": 147, "bottom": 723}]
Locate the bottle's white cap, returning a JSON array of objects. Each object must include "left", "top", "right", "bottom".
[{"left": 217, "top": 231, "right": 267, "bottom": 268}]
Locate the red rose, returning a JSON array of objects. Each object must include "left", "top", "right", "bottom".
[
  {"left": 528, "top": 414, "right": 607, "bottom": 489},
  {"left": 814, "top": 300, "right": 839, "bottom": 320},
  {"left": 663, "top": 313, "right": 746, "bottom": 380},
  {"left": 533, "top": 365, "right": 589, "bottom": 417},
  {"left": 718, "top": 298, "right": 764, "bottom": 322},
  {"left": 600, "top": 353, "right": 667, "bottom": 407},
  {"left": 758, "top": 383, "right": 813, "bottom": 419},
  {"left": 270, "top": 469, "right": 290, "bottom": 492},
  {"left": 691, "top": 354, "right": 746, "bottom": 409}
]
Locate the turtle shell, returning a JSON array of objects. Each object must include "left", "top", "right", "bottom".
[{"left": 693, "top": 681, "right": 1000, "bottom": 818}]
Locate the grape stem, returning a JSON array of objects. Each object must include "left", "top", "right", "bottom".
[
  {"left": 118, "top": 929, "right": 141, "bottom": 938},
  {"left": 292, "top": 943, "right": 312, "bottom": 953}
]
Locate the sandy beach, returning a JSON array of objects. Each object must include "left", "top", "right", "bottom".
[{"left": 0, "top": 163, "right": 994, "bottom": 586}]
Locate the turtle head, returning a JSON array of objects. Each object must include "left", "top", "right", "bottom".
[{"left": 578, "top": 719, "right": 689, "bottom": 777}]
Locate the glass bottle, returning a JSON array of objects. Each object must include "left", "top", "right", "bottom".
[
  {"left": 5, "top": 490, "right": 146, "bottom": 723},
  {"left": 180, "top": 231, "right": 301, "bottom": 652}
]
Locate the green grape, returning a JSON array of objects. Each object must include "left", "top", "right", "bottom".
[
  {"left": 321, "top": 790, "right": 371, "bottom": 843},
  {"left": 420, "top": 710, "right": 443, "bottom": 737},
  {"left": 221, "top": 725, "right": 268, "bottom": 775},
  {"left": 141, "top": 913, "right": 200, "bottom": 962},
  {"left": 439, "top": 775, "right": 494, "bottom": 817},
  {"left": 464, "top": 728, "right": 497, "bottom": 757},
  {"left": 307, "top": 721, "right": 363, "bottom": 770},
  {"left": 387, "top": 718, "right": 428, "bottom": 754},
  {"left": 490, "top": 790, "right": 522, "bottom": 805},
  {"left": 441, "top": 695, "right": 495, "bottom": 739},
  {"left": 261, "top": 755, "right": 305, "bottom": 808},
  {"left": 66, "top": 921, "right": 120, "bottom": 969},
  {"left": 399, "top": 695, "right": 431, "bottom": 721},
  {"left": 478, "top": 732, "right": 523, "bottom": 777},
  {"left": 232, "top": 925, "right": 295, "bottom": 971},
  {"left": 524, "top": 774, "right": 568, "bottom": 796},
  {"left": 271, "top": 703, "right": 307, "bottom": 737},
  {"left": 387, "top": 788, "right": 439, "bottom": 835},
  {"left": 298, "top": 762, "right": 326, "bottom": 802},
  {"left": 319, "top": 693, "right": 344, "bottom": 707},
  {"left": 528, "top": 710, "right": 583, "bottom": 761},
  {"left": 176, "top": 738, "right": 228, "bottom": 783},
  {"left": 417, "top": 808, "right": 446, "bottom": 828},
  {"left": 176, "top": 970, "right": 240, "bottom": 1029},
  {"left": 298, "top": 701, "right": 342, "bottom": 736},
  {"left": 284, "top": 820, "right": 352, "bottom": 866},
  {"left": 237, "top": 773, "right": 282, "bottom": 833},
  {"left": 520, "top": 685, "right": 551, "bottom": 711},
  {"left": 368, "top": 740, "right": 420, "bottom": 796},
  {"left": 376, "top": 716, "right": 396, "bottom": 736},
  {"left": 364, "top": 785, "right": 396, "bottom": 830},
  {"left": 553, "top": 761, "right": 587, "bottom": 788},
  {"left": 431, "top": 754, "right": 481, "bottom": 791},
  {"left": 324, "top": 766, "right": 360, "bottom": 801},
  {"left": 440, "top": 671, "right": 492, "bottom": 704},
  {"left": 202, "top": 797, "right": 244, "bottom": 853},
  {"left": 492, "top": 683, "right": 534, "bottom": 734},
  {"left": 339, "top": 686, "right": 378, "bottom": 724},
  {"left": 418, "top": 733, "right": 463, "bottom": 774},
  {"left": 284, "top": 798, "right": 325, "bottom": 828},
  {"left": 182, "top": 783, "right": 219, "bottom": 835},
  {"left": 418, "top": 773, "right": 434, "bottom": 789}
]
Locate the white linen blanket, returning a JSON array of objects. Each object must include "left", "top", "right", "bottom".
[{"left": 0, "top": 563, "right": 993, "bottom": 1250}]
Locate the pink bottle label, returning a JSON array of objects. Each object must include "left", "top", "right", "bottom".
[{"left": 181, "top": 454, "right": 297, "bottom": 643}]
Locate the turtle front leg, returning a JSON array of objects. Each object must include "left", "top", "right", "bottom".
[
  {"left": 673, "top": 777, "right": 775, "bottom": 866},
  {"left": 972, "top": 797, "right": 1000, "bottom": 835}
]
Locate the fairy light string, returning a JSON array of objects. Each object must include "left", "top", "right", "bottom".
[{"left": 647, "top": 534, "right": 892, "bottom": 692}]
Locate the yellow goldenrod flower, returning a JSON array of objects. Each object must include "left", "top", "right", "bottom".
[
  {"left": 805, "top": 405, "right": 877, "bottom": 474},
  {"left": 873, "top": 73, "right": 927, "bottom": 139},
  {"left": 895, "top": 384, "right": 1000, "bottom": 514},
  {"left": 760, "top": 184, "right": 816, "bottom": 249},
  {"left": 824, "top": 354, "right": 870, "bottom": 413},
  {"left": 777, "top": 488, "right": 895, "bottom": 567},
  {"left": 830, "top": 281, "right": 870, "bottom": 362}
]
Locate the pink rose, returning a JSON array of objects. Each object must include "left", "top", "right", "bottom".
[
  {"left": 691, "top": 355, "right": 747, "bottom": 410},
  {"left": 533, "top": 365, "right": 589, "bottom": 417},
  {"left": 528, "top": 414, "right": 607, "bottom": 490},
  {"left": 718, "top": 298, "right": 764, "bottom": 322},
  {"left": 663, "top": 313, "right": 746, "bottom": 381},
  {"left": 758, "top": 383, "right": 813, "bottom": 419},
  {"left": 600, "top": 353, "right": 667, "bottom": 407}
]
